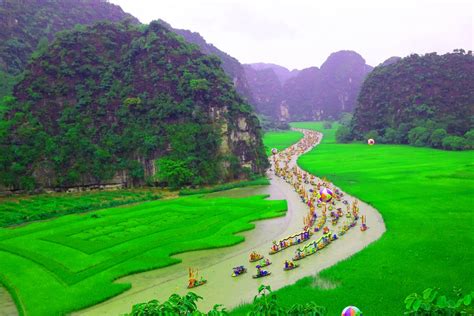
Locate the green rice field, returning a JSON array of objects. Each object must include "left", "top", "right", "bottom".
[
  {"left": 233, "top": 122, "right": 474, "bottom": 314},
  {"left": 0, "top": 189, "right": 162, "bottom": 227},
  {"left": 263, "top": 130, "right": 303, "bottom": 156},
  {"left": 0, "top": 194, "right": 287, "bottom": 315}
]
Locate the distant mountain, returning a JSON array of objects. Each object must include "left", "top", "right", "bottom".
[
  {"left": 158, "top": 20, "right": 254, "bottom": 104},
  {"left": 0, "top": 0, "right": 139, "bottom": 97},
  {"left": 312, "top": 50, "right": 373, "bottom": 118},
  {"left": 243, "top": 65, "right": 282, "bottom": 118},
  {"left": 245, "top": 51, "right": 372, "bottom": 121},
  {"left": 351, "top": 50, "right": 474, "bottom": 139},
  {"left": 1, "top": 21, "right": 267, "bottom": 190},
  {"left": 281, "top": 67, "right": 321, "bottom": 120},
  {"left": 248, "top": 63, "right": 300, "bottom": 84}
]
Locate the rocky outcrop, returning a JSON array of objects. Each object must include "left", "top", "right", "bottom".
[{"left": 1, "top": 21, "right": 267, "bottom": 190}]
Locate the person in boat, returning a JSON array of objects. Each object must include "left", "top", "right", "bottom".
[
  {"left": 256, "top": 266, "right": 268, "bottom": 277},
  {"left": 250, "top": 251, "right": 261, "bottom": 261},
  {"left": 233, "top": 266, "right": 245, "bottom": 275}
]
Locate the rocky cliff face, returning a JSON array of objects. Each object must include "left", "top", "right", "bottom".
[
  {"left": 1, "top": 21, "right": 267, "bottom": 190},
  {"left": 243, "top": 65, "right": 283, "bottom": 118}
]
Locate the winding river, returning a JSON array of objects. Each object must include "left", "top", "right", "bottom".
[{"left": 74, "top": 130, "right": 386, "bottom": 315}]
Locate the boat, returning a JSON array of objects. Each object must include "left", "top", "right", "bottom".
[
  {"left": 231, "top": 266, "right": 247, "bottom": 277},
  {"left": 249, "top": 253, "right": 264, "bottom": 262},
  {"left": 256, "top": 260, "right": 272, "bottom": 268},
  {"left": 187, "top": 279, "right": 207, "bottom": 289},
  {"left": 252, "top": 272, "right": 271, "bottom": 279},
  {"left": 284, "top": 264, "right": 300, "bottom": 271}
]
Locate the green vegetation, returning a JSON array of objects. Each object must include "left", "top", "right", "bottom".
[
  {"left": 404, "top": 287, "right": 473, "bottom": 315},
  {"left": 0, "top": 0, "right": 138, "bottom": 97},
  {"left": 0, "top": 189, "right": 162, "bottom": 227},
  {"left": 0, "top": 194, "right": 287, "bottom": 315},
  {"left": 234, "top": 122, "right": 473, "bottom": 315},
  {"left": 247, "top": 285, "right": 327, "bottom": 316},
  {"left": 350, "top": 50, "right": 474, "bottom": 150},
  {"left": 129, "top": 285, "right": 327, "bottom": 316},
  {"left": 128, "top": 292, "right": 228, "bottom": 316},
  {"left": 0, "top": 21, "right": 266, "bottom": 190},
  {"left": 262, "top": 130, "right": 303, "bottom": 156},
  {"left": 179, "top": 177, "right": 270, "bottom": 196}
]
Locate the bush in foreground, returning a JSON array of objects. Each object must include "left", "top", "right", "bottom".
[{"left": 404, "top": 287, "right": 473, "bottom": 315}]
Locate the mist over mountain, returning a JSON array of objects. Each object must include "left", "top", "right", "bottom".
[
  {"left": 248, "top": 63, "right": 300, "bottom": 84},
  {"left": 244, "top": 51, "right": 373, "bottom": 121}
]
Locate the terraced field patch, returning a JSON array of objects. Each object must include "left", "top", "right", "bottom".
[{"left": 0, "top": 194, "right": 287, "bottom": 315}]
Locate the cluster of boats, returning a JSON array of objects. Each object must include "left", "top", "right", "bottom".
[{"left": 187, "top": 129, "right": 368, "bottom": 289}]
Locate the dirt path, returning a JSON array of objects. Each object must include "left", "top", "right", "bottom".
[{"left": 75, "top": 130, "right": 386, "bottom": 315}]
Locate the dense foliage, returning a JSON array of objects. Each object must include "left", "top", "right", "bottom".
[
  {"left": 350, "top": 50, "right": 474, "bottom": 150},
  {"left": 128, "top": 292, "right": 227, "bottom": 316},
  {"left": 128, "top": 285, "right": 327, "bottom": 316},
  {"left": 158, "top": 20, "right": 254, "bottom": 104},
  {"left": 0, "top": 21, "right": 267, "bottom": 190},
  {"left": 0, "top": 0, "right": 138, "bottom": 97},
  {"left": 404, "top": 288, "right": 473, "bottom": 315}
]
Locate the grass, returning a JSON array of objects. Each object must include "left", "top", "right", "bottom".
[
  {"left": 0, "top": 194, "right": 287, "bottom": 315},
  {"left": 263, "top": 130, "right": 303, "bottom": 156},
  {"left": 0, "top": 189, "right": 163, "bottom": 227},
  {"left": 233, "top": 121, "right": 474, "bottom": 315},
  {"left": 179, "top": 177, "right": 270, "bottom": 196}
]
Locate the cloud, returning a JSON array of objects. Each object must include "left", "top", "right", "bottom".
[{"left": 110, "top": 0, "right": 473, "bottom": 69}]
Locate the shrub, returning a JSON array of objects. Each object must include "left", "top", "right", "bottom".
[
  {"left": 404, "top": 287, "right": 473, "bottom": 315},
  {"left": 128, "top": 292, "right": 227, "bottom": 316},
  {"left": 323, "top": 121, "right": 332, "bottom": 129},
  {"left": 156, "top": 157, "right": 196, "bottom": 189},
  {"left": 430, "top": 128, "right": 448, "bottom": 148},
  {"left": 383, "top": 127, "right": 399, "bottom": 144},
  {"left": 397, "top": 123, "right": 412, "bottom": 144},
  {"left": 249, "top": 285, "right": 327, "bottom": 316},
  {"left": 408, "top": 127, "right": 430, "bottom": 146},
  {"left": 464, "top": 129, "right": 474, "bottom": 149},
  {"left": 364, "top": 130, "right": 379, "bottom": 142},
  {"left": 442, "top": 136, "right": 467, "bottom": 151},
  {"left": 335, "top": 125, "right": 351, "bottom": 143}
]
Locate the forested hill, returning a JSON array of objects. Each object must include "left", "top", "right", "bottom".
[
  {"left": 350, "top": 50, "right": 474, "bottom": 148},
  {"left": 0, "top": 21, "right": 268, "bottom": 190},
  {"left": 0, "top": 0, "right": 139, "bottom": 97},
  {"left": 157, "top": 20, "right": 255, "bottom": 104}
]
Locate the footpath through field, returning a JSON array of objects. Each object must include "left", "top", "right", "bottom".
[{"left": 75, "top": 129, "right": 386, "bottom": 315}]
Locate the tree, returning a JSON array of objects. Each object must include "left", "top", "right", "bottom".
[
  {"left": 339, "top": 112, "right": 353, "bottom": 127},
  {"left": 408, "top": 127, "right": 430, "bottom": 147},
  {"left": 365, "top": 130, "right": 379, "bottom": 141},
  {"left": 383, "top": 127, "right": 398, "bottom": 144},
  {"left": 335, "top": 125, "right": 351, "bottom": 143},
  {"left": 442, "top": 136, "right": 467, "bottom": 151},
  {"left": 156, "top": 158, "right": 196, "bottom": 188},
  {"left": 464, "top": 129, "right": 474, "bottom": 149},
  {"left": 430, "top": 128, "right": 447, "bottom": 148}
]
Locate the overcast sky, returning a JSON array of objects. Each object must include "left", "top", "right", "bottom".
[{"left": 110, "top": 0, "right": 473, "bottom": 70}]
